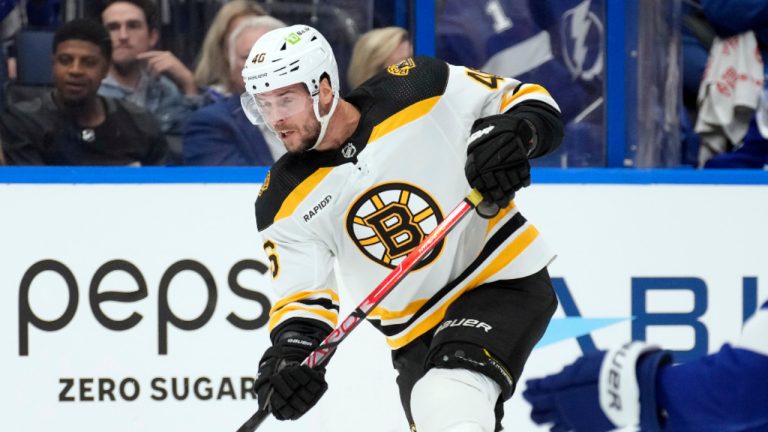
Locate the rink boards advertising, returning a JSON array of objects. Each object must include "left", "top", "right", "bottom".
[{"left": 1, "top": 169, "right": 766, "bottom": 432}]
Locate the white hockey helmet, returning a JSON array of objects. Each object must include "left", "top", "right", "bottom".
[{"left": 241, "top": 24, "right": 340, "bottom": 149}]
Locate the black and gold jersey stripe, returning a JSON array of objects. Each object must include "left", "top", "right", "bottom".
[
  {"left": 255, "top": 56, "right": 450, "bottom": 231},
  {"left": 367, "top": 212, "right": 531, "bottom": 347}
]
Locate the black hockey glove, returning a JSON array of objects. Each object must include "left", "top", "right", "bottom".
[
  {"left": 465, "top": 113, "right": 535, "bottom": 210},
  {"left": 255, "top": 333, "right": 328, "bottom": 420}
]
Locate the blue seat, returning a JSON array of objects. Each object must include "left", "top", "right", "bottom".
[{"left": 15, "top": 28, "right": 55, "bottom": 85}]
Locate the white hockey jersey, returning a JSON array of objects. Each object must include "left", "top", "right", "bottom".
[{"left": 256, "top": 56, "right": 560, "bottom": 349}]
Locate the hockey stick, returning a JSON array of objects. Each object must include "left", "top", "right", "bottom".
[{"left": 236, "top": 188, "right": 485, "bottom": 432}]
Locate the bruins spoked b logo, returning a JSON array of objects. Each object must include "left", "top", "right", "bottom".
[{"left": 346, "top": 182, "right": 444, "bottom": 270}]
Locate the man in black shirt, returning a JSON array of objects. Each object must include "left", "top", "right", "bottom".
[{"left": 0, "top": 18, "right": 168, "bottom": 165}]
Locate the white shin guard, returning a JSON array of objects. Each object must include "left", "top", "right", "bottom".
[{"left": 410, "top": 368, "right": 502, "bottom": 432}]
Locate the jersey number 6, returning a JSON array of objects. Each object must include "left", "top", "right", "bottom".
[{"left": 263, "top": 240, "right": 280, "bottom": 279}]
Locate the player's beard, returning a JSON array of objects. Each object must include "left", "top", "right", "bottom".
[{"left": 286, "top": 118, "right": 321, "bottom": 154}]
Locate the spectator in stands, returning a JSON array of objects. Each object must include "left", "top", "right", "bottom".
[
  {"left": 97, "top": 0, "right": 201, "bottom": 137},
  {"left": 193, "top": 0, "right": 266, "bottom": 100},
  {"left": 183, "top": 15, "right": 285, "bottom": 166},
  {"left": 0, "top": 19, "right": 168, "bottom": 165},
  {"left": 347, "top": 26, "right": 412, "bottom": 89}
]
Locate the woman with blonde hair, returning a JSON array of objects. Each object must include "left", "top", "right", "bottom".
[
  {"left": 183, "top": 15, "right": 286, "bottom": 166},
  {"left": 347, "top": 26, "right": 413, "bottom": 89},
  {"left": 194, "top": 0, "right": 266, "bottom": 97}
]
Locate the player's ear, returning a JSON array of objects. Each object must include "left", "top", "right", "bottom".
[{"left": 318, "top": 77, "right": 334, "bottom": 113}]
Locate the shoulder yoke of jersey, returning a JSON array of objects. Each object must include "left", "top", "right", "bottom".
[
  {"left": 255, "top": 57, "right": 450, "bottom": 231},
  {"left": 255, "top": 149, "right": 342, "bottom": 231},
  {"left": 345, "top": 56, "right": 449, "bottom": 124}
]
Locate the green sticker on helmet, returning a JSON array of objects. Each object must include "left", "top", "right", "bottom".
[{"left": 286, "top": 33, "right": 301, "bottom": 44}]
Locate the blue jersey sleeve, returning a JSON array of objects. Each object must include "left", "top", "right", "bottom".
[{"left": 656, "top": 301, "right": 768, "bottom": 431}]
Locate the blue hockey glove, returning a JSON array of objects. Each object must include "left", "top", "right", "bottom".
[{"left": 523, "top": 342, "right": 671, "bottom": 432}]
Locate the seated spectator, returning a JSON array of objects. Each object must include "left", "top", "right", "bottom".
[
  {"left": 97, "top": 0, "right": 201, "bottom": 137},
  {"left": 183, "top": 16, "right": 285, "bottom": 166},
  {"left": 347, "top": 26, "right": 412, "bottom": 89},
  {"left": 193, "top": 0, "right": 266, "bottom": 100},
  {"left": 0, "top": 19, "right": 168, "bottom": 165}
]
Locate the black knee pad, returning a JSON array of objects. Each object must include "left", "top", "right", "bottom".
[{"left": 426, "top": 341, "right": 516, "bottom": 400}]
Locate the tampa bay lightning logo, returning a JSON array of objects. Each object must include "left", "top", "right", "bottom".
[{"left": 560, "top": 0, "right": 604, "bottom": 81}]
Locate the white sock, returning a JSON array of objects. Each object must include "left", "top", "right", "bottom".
[{"left": 411, "top": 368, "right": 501, "bottom": 432}]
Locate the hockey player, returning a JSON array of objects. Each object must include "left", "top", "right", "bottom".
[
  {"left": 242, "top": 24, "right": 564, "bottom": 432},
  {"left": 523, "top": 299, "right": 768, "bottom": 431}
]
